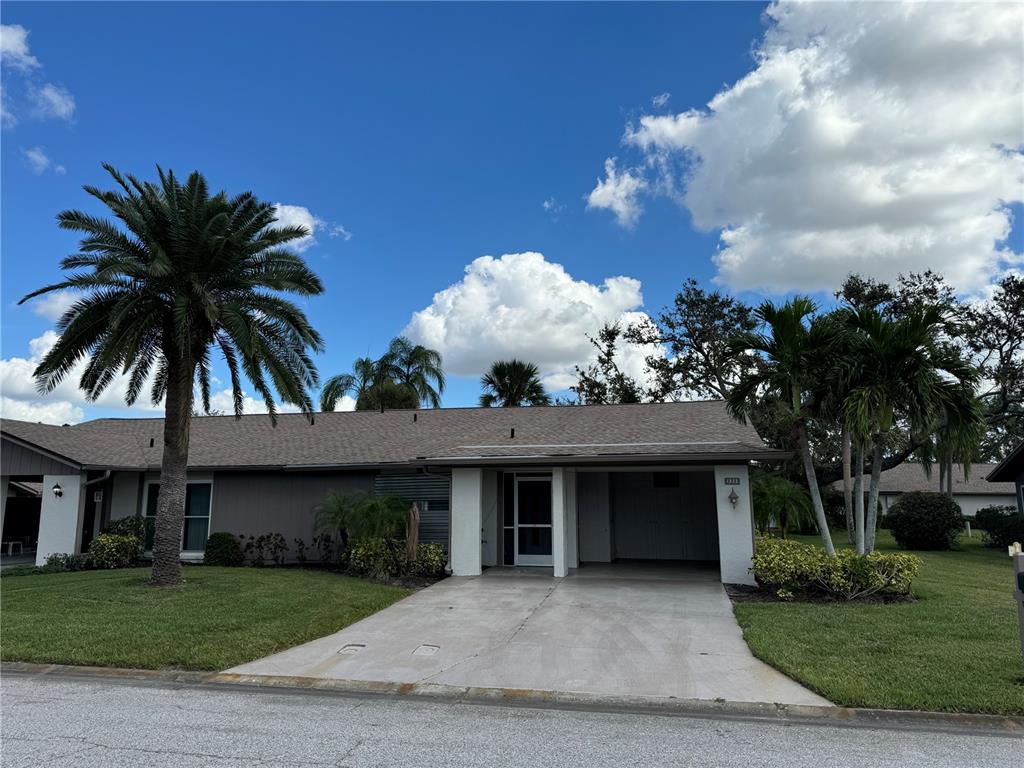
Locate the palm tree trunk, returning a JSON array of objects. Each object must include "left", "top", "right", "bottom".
[
  {"left": 796, "top": 421, "right": 835, "bottom": 555},
  {"left": 149, "top": 355, "right": 194, "bottom": 587},
  {"left": 853, "top": 442, "right": 865, "bottom": 555},
  {"left": 406, "top": 502, "right": 420, "bottom": 565},
  {"left": 865, "top": 435, "right": 884, "bottom": 553},
  {"left": 842, "top": 426, "right": 854, "bottom": 545}
]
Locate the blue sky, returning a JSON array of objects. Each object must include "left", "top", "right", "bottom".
[{"left": 2, "top": 2, "right": 1021, "bottom": 422}]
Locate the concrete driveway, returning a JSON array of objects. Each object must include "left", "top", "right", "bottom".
[{"left": 228, "top": 564, "right": 830, "bottom": 706}]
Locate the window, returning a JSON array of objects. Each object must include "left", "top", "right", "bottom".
[{"left": 144, "top": 483, "right": 212, "bottom": 551}]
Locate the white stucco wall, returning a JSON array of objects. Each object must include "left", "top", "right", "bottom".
[
  {"left": 36, "top": 474, "right": 86, "bottom": 566},
  {"left": 552, "top": 467, "right": 568, "bottom": 577},
  {"left": 880, "top": 492, "right": 1017, "bottom": 517},
  {"left": 450, "top": 468, "right": 483, "bottom": 576},
  {"left": 481, "top": 470, "right": 498, "bottom": 567},
  {"left": 713, "top": 465, "right": 756, "bottom": 586}
]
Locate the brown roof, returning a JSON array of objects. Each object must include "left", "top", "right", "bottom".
[
  {"left": 0, "top": 400, "right": 783, "bottom": 471},
  {"left": 835, "top": 462, "right": 1016, "bottom": 496}
]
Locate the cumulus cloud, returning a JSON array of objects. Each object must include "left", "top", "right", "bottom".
[
  {"left": 28, "top": 289, "right": 77, "bottom": 321},
  {"left": 595, "top": 1, "right": 1024, "bottom": 293},
  {"left": 20, "top": 145, "right": 63, "bottom": 175},
  {"left": 29, "top": 82, "right": 74, "bottom": 121},
  {"left": 272, "top": 204, "right": 351, "bottom": 252},
  {"left": 403, "top": 252, "right": 661, "bottom": 391},
  {"left": 0, "top": 24, "right": 40, "bottom": 71},
  {"left": 0, "top": 396, "right": 83, "bottom": 425},
  {"left": 586, "top": 157, "right": 646, "bottom": 228}
]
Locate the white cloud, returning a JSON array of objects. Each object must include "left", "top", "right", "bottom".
[
  {"left": 403, "top": 252, "right": 661, "bottom": 391},
  {"left": 21, "top": 145, "right": 63, "bottom": 175},
  {"left": 542, "top": 197, "right": 565, "bottom": 217},
  {"left": 651, "top": 92, "right": 670, "bottom": 108},
  {"left": 597, "top": 1, "right": 1024, "bottom": 293},
  {"left": 0, "top": 396, "right": 83, "bottom": 425},
  {"left": 586, "top": 157, "right": 647, "bottom": 228},
  {"left": 29, "top": 82, "right": 75, "bottom": 121},
  {"left": 29, "top": 289, "right": 77, "bottom": 321},
  {"left": 272, "top": 204, "right": 351, "bottom": 252},
  {"left": 0, "top": 25, "right": 40, "bottom": 71}
]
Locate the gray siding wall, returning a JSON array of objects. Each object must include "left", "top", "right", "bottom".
[
  {"left": 610, "top": 471, "right": 719, "bottom": 561},
  {"left": 577, "top": 472, "right": 612, "bottom": 562},
  {"left": 1, "top": 438, "right": 78, "bottom": 477},
  {"left": 373, "top": 471, "right": 451, "bottom": 547},
  {"left": 210, "top": 470, "right": 375, "bottom": 556},
  {"left": 108, "top": 472, "right": 143, "bottom": 521}
]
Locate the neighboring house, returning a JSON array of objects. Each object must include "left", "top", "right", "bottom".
[
  {"left": 834, "top": 462, "right": 1017, "bottom": 517},
  {"left": 0, "top": 401, "right": 784, "bottom": 584},
  {"left": 987, "top": 442, "right": 1024, "bottom": 514}
]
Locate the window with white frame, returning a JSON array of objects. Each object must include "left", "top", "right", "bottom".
[{"left": 144, "top": 483, "right": 212, "bottom": 552}]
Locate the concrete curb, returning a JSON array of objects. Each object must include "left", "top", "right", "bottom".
[{"left": 4, "top": 662, "right": 1022, "bottom": 736}]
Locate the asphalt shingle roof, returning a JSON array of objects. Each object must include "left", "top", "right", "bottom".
[
  {"left": 835, "top": 462, "right": 1016, "bottom": 496},
  {"left": 1, "top": 400, "right": 781, "bottom": 471}
]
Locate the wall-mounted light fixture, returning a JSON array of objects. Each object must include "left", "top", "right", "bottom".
[
  {"left": 51, "top": 482, "right": 63, "bottom": 498},
  {"left": 728, "top": 489, "right": 739, "bottom": 508}
]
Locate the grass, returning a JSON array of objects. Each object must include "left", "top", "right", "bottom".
[
  {"left": 0, "top": 566, "right": 409, "bottom": 671},
  {"left": 733, "top": 530, "right": 1024, "bottom": 715}
]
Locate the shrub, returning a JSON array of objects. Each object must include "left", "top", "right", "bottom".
[
  {"left": 43, "top": 553, "right": 91, "bottom": 572},
  {"left": 413, "top": 543, "right": 447, "bottom": 578},
  {"left": 102, "top": 516, "right": 146, "bottom": 561},
  {"left": 293, "top": 538, "right": 308, "bottom": 565},
  {"left": 886, "top": 492, "right": 964, "bottom": 550},
  {"left": 348, "top": 537, "right": 406, "bottom": 580},
  {"left": 751, "top": 536, "right": 920, "bottom": 600},
  {"left": 88, "top": 534, "right": 140, "bottom": 569},
  {"left": 974, "top": 505, "right": 1024, "bottom": 549},
  {"left": 204, "top": 532, "right": 245, "bottom": 567}
]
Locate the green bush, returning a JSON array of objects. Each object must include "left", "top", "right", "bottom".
[
  {"left": 348, "top": 537, "right": 406, "bottom": 580},
  {"left": 204, "top": 532, "right": 245, "bottom": 567},
  {"left": 413, "top": 543, "right": 447, "bottom": 578},
  {"left": 102, "top": 516, "right": 146, "bottom": 561},
  {"left": 88, "top": 534, "right": 140, "bottom": 569},
  {"left": 974, "top": 505, "right": 1024, "bottom": 549},
  {"left": 751, "top": 536, "right": 920, "bottom": 600},
  {"left": 42, "top": 553, "right": 91, "bottom": 572},
  {"left": 887, "top": 492, "right": 964, "bottom": 550}
]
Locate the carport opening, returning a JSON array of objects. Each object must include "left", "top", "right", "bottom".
[{"left": 2, "top": 479, "right": 42, "bottom": 566}]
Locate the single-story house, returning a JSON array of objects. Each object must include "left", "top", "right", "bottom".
[
  {"left": 0, "top": 401, "right": 787, "bottom": 584},
  {"left": 987, "top": 442, "right": 1024, "bottom": 514},
  {"left": 833, "top": 462, "right": 1017, "bottom": 517}
]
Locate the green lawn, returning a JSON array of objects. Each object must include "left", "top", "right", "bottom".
[
  {"left": 734, "top": 530, "right": 1024, "bottom": 715},
  {"left": 0, "top": 567, "right": 409, "bottom": 671}
]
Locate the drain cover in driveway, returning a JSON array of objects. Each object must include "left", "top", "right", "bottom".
[
  {"left": 338, "top": 644, "right": 365, "bottom": 655},
  {"left": 413, "top": 644, "right": 439, "bottom": 657}
]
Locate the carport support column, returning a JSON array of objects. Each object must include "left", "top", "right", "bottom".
[
  {"left": 713, "top": 465, "right": 756, "bottom": 586},
  {"left": 0, "top": 476, "right": 9, "bottom": 539},
  {"left": 552, "top": 467, "right": 569, "bottom": 577},
  {"left": 36, "top": 473, "right": 87, "bottom": 566},
  {"left": 450, "top": 468, "right": 483, "bottom": 576}
]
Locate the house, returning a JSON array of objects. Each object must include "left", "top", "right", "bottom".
[
  {"left": 834, "top": 462, "right": 1017, "bottom": 517},
  {"left": 987, "top": 442, "right": 1024, "bottom": 514},
  {"left": 0, "top": 401, "right": 787, "bottom": 584}
]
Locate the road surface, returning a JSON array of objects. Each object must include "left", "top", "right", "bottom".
[{"left": 1, "top": 673, "right": 1018, "bottom": 767}]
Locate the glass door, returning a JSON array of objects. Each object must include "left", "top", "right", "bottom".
[{"left": 515, "top": 476, "right": 553, "bottom": 566}]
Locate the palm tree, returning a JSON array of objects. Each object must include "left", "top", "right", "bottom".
[
  {"left": 19, "top": 165, "right": 324, "bottom": 586},
  {"left": 726, "top": 298, "right": 838, "bottom": 555},
  {"left": 840, "top": 306, "right": 982, "bottom": 552},
  {"left": 751, "top": 475, "right": 814, "bottom": 537},
  {"left": 320, "top": 337, "right": 444, "bottom": 412},
  {"left": 479, "top": 359, "right": 551, "bottom": 407},
  {"left": 387, "top": 336, "right": 445, "bottom": 408}
]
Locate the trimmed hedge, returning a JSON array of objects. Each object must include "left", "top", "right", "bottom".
[
  {"left": 413, "top": 543, "right": 447, "bottom": 578},
  {"left": 887, "top": 492, "right": 964, "bottom": 550},
  {"left": 88, "top": 534, "right": 141, "bottom": 569},
  {"left": 204, "top": 532, "right": 245, "bottom": 567},
  {"left": 348, "top": 538, "right": 448, "bottom": 580},
  {"left": 975, "top": 505, "right": 1024, "bottom": 549},
  {"left": 751, "top": 536, "right": 920, "bottom": 600}
]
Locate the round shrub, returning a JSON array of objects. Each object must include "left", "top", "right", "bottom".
[
  {"left": 204, "top": 532, "right": 245, "bottom": 567},
  {"left": 348, "top": 537, "right": 405, "bottom": 580},
  {"left": 413, "top": 543, "right": 447, "bottom": 578},
  {"left": 102, "top": 516, "right": 146, "bottom": 561},
  {"left": 88, "top": 534, "right": 140, "bottom": 569},
  {"left": 886, "top": 491, "right": 963, "bottom": 550},
  {"left": 974, "top": 505, "right": 1024, "bottom": 549}
]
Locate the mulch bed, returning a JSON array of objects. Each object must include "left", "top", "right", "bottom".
[{"left": 725, "top": 583, "right": 915, "bottom": 604}]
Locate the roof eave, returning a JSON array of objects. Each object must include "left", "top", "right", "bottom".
[
  {"left": 986, "top": 442, "right": 1024, "bottom": 483},
  {"left": 416, "top": 450, "right": 792, "bottom": 468}
]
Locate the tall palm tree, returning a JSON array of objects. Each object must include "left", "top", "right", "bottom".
[
  {"left": 386, "top": 336, "right": 445, "bottom": 408},
  {"left": 726, "top": 298, "right": 838, "bottom": 555},
  {"left": 479, "top": 359, "right": 551, "bottom": 407},
  {"left": 320, "top": 356, "right": 377, "bottom": 411},
  {"left": 841, "top": 306, "right": 982, "bottom": 552},
  {"left": 19, "top": 165, "right": 324, "bottom": 586}
]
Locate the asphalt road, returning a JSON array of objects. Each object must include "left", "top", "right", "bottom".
[{"left": 1, "top": 674, "right": 1019, "bottom": 767}]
